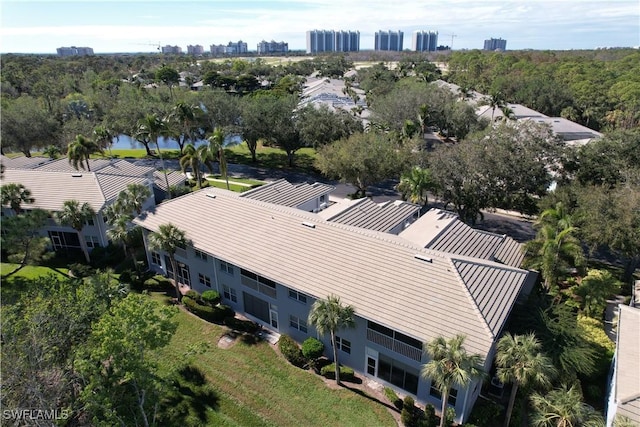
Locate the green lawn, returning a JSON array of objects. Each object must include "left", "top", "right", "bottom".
[
  {"left": 149, "top": 292, "right": 395, "bottom": 426},
  {"left": 1, "top": 262, "right": 68, "bottom": 280},
  {"left": 226, "top": 142, "right": 319, "bottom": 174}
]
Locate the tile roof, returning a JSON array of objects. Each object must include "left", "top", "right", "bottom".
[
  {"left": 240, "top": 178, "right": 334, "bottom": 208},
  {"left": 400, "top": 209, "right": 525, "bottom": 268},
  {"left": 153, "top": 170, "right": 187, "bottom": 191},
  {"left": 2, "top": 159, "right": 153, "bottom": 212},
  {"left": 321, "top": 197, "right": 420, "bottom": 233},
  {"left": 614, "top": 305, "right": 640, "bottom": 424},
  {"left": 0, "top": 155, "right": 54, "bottom": 169},
  {"left": 134, "top": 188, "right": 531, "bottom": 357}
]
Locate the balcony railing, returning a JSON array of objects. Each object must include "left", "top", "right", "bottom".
[
  {"left": 241, "top": 274, "right": 276, "bottom": 299},
  {"left": 367, "top": 329, "right": 422, "bottom": 362}
]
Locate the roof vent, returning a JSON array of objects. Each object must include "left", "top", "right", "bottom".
[
  {"left": 414, "top": 254, "right": 432, "bottom": 263},
  {"left": 206, "top": 194, "right": 216, "bottom": 199},
  {"left": 301, "top": 221, "right": 316, "bottom": 229},
  {"left": 71, "top": 173, "right": 82, "bottom": 177}
]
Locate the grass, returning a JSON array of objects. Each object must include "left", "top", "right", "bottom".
[
  {"left": 205, "top": 181, "right": 255, "bottom": 193},
  {"left": 226, "top": 142, "right": 319, "bottom": 174},
  {"left": 149, "top": 292, "right": 395, "bottom": 426},
  {"left": 1, "top": 262, "right": 68, "bottom": 280}
]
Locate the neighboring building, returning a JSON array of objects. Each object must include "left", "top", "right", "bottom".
[
  {"left": 134, "top": 187, "right": 534, "bottom": 424},
  {"left": 240, "top": 179, "right": 334, "bottom": 213},
  {"left": 412, "top": 31, "right": 438, "bottom": 52},
  {"left": 161, "top": 45, "right": 183, "bottom": 54},
  {"left": 56, "top": 46, "right": 94, "bottom": 56},
  {"left": 606, "top": 303, "right": 640, "bottom": 426},
  {"left": 484, "top": 38, "right": 507, "bottom": 51},
  {"left": 257, "top": 40, "right": 289, "bottom": 54},
  {"left": 375, "top": 30, "right": 404, "bottom": 51},
  {"left": 306, "top": 30, "right": 360, "bottom": 53},
  {"left": 187, "top": 44, "right": 204, "bottom": 55},
  {"left": 210, "top": 41, "right": 248, "bottom": 55},
  {"left": 299, "top": 77, "right": 369, "bottom": 121},
  {"left": 1, "top": 157, "right": 157, "bottom": 252}
]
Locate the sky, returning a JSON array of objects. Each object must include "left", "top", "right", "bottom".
[{"left": 1, "top": 0, "right": 639, "bottom": 54}]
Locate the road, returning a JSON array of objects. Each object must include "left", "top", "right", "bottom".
[{"left": 137, "top": 159, "right": 536, "bottom": 243}]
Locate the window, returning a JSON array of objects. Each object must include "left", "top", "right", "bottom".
[
  {"left": 240, "top": 269, "right": 277, "bottom": 298},
  {"left": 430, "top": 385, "right": 457, "bottom": 406},
  {"left": 377, "top": 354, "right": 419, "bottom": 394},
  {"left": 335, "top": 336, "right": 351, "bottom": 354},
  {"left": 195, "top": 249, "right": 208, "bottom": 261},
  {"left": 151, "top": 252, "right": 162, "bottom": 266},
  {"left": 289, "top": 315, "right": 308, "bottom": 333},
  {"left": 85, "top": 235, "right": 100, "bottom": 248},
  {"left": 223, "top": 285, "right": 237, "bottom": 303},
  {"left": 199, "top": 273, "right": 211, "bottom": 288},
  {"left": 220, "top": 261, "right": 235, "bottom": 275},
  {"left": 288, "top": 289, "right": 308, "bottom": 304},
  {"left": 85, "top": 218, "right": 95, "bottom": 226}
]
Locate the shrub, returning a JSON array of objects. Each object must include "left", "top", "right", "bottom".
[
  {"left": 467, "top": 398, "right": 502, "bottom": 427},
  {"left": 384, "top": 387, "right": 403, "bottom": 410},
  {"left": 301, "top": 337, "right": 324, "bottom": 361},
  {"left": 224, "top": 316, "right": 259, "bottom": 333},
  {"left": 119, "top": 268, "right": 147, "bottom": 291},
  {"left": 401, "top": 396, "right": 422, "bottom": 427},
  {"left": 182, "top": 297, "right": 233, "bottom": 323},
  {"left": 201, "top": 290, "right": 221, "bottom": 306},
  {"left": 320, "top": 363, "right": 355, "bottom": 382},
  {"left": 143, "top": 274, "right": 173, "bottom": 291},
  {"left": 185, "top": 289, "right": 201, "bottom": 301},
  {"left": 444, "top": 407, "right": 456, "bottom": 427},
  {"left": 422, "top": 404, "right": 437, "bottom": 427},
  {"left": 68, "top": 263, "right": 95, "bottom": 278},
  {"left": 278, "top": 334, "right": 305, "bottom": 367}
]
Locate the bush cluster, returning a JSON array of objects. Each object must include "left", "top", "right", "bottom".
[
  {"left": 201, "top": 290, "right": 221, "bottom": 305},
  {"left": 320, "top": 363, "right": 355, "bottom": 382},
  {"left": 278, "top": 334, "right": 305, "bottom": 367},
  {"left": 400, "top": 397, "right": 438, "bottom": 427},
  {"left": 68, "top": 263, "right": 96, "bottom": 278},
  {"left": 301, "top": 337, "right": 324, "bottom": 360},
  {"left": 384, "top": 387, "right": 403, "bottom": 410},
  {"left": 143, "top": 275, "right": 173, "bottom": 291},
  {"left": 224, "top": 317, "right": 259, "bottom": 333},
  {"left": 182, "top": 295, "right": 234, "bottom": 323}
]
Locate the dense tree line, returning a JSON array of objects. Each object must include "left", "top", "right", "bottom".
[{"left": 444, "top": 49, "right": 640, "bottom": 131}]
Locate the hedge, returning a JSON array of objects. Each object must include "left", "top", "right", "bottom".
[
  {"left": 384, "top": 387, "right": 403, "bottom": 410},
  {"left": 301, "top": 337, "right": 324, "bottom": 360},
  {"left": 320, "top": 363, "right": 355, "bottom": 382},
  {"left": 182, "top": 296, "right": 234, "bottom": 323},
  {"left": 201, "top": 290, "right": 221, "bottom": 306},
  {"left": 278, "top": 334, "right": 305, "bottom": 367}
]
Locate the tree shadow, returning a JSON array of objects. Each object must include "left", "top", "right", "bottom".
[
  {"left": 339, "top": 382, "right": 398, "bottom": 413},
  {"left": 159, "top": 365, "right": 219, "bottom": 424}
]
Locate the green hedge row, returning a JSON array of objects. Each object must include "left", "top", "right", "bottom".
[{"left": 182, "top": 295, "right": 234, "bottom": 323}]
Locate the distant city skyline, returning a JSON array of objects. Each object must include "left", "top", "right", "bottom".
[{"left": 1, "top": 0, "right": 638, "bottom": 54}]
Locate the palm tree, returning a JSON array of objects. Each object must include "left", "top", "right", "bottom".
[
  {"left": 1, "top": 183, "right": 35, "bottom": 214},
  {"left": 500, "top": 106, "right": 516, "bottom": 122},
  {"left": 488, "top": 92, "right": 505, "bottom": 122},
  {"left": 107, "top": 215, "right": 132, "bottom": 257},
  {"left": 307, "top": 294, "right": 356, "bottom": 385},
  {"left": 421, "top": 334, "right": 486, "bottom": 427},
  {"left": 148, "top": 223, "right": 189, "bottom": 303},
  {"left": 67, "top": 134, "right": 101, "bottom": 172},
  {"left": 496, "top": 333, "right": 556, "bottom": 427},
  {"left": 179, "top": 143, "right": 211, "bottom": 189},
  {"left": 137, "top": 114, "right": 171, "bottom": 199},
  {"left": 206, "top": 128, "right": 231, "bottom": 190},
  {"left": 397, "top": 167, "right": 435, "bottom": 207},
  {"left": 524, "top": 203, "right": 584, "bottom": 292},
  {"left": 118, "top": 183, "right": 152, "bottom": 216},
  {"left": 93, "top": 125, "right": 115, "bottom": 158},
  {"left": 530, "top": 384, "right": 604, "bottom": 427},
  {"left": 169, "top": 102, "right": 203, "bottom": 155},
  {"left": 56, "top": 200, "right": 96, "bottom": 263}
]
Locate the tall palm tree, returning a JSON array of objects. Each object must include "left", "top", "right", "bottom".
[
  {"left": 530, "top": 384, "right": 604, "bottom": 427},
  {"left": 107, "top": 215, "right": 133, "bottom": 257},
  {"left": 118, "top": 183, "right": 152, "bottom": 216},
  {"left": 421, "top": 334, "right": 486, "bottom": 427},
  {"left": 169, "top": 102, "right": 203, "bottom": 155},
  {"left": 524, "top": 203, "right": 584, "bottom": 292},
  {"left": 488, "top": 92, "right": 505, "bottom": 122},
  {"left": 496, "top": 333, "right": 556, "bottom": 427},
  {"left": 1, "top": 183, "right": 35, "bottom": 214},
  {"left": 148, "top": 223, "right": 189, "bottom": 303},
  {"left": 206, "top": 128, "right": 231, "bottom": 190},
  {"left": 500, "top": 106, "right": 516, "bottom": 122},
  {"left": 397, "top": 166, "right": 435, "bottom": 207},
  {"left": 137, "top": 114, "right": 171, "bottom": 199},
  {"left": 56, "top": 200, "right": 96, "bottom": 263},
  {"left": 179, "top": 143, "right": 211, "bottom": 189},
  {"left": 67, "top": 134, "right": 101, "bottom": 172},
  {"left": 93, "top": 125, "right": 115, "bottom": 158},
  {"left": 307, "top": 294, "right": 356, "bottom": 385}
]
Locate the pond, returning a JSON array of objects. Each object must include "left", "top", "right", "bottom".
[{"left": 110, "top": 134, "right": 243, "bottom": 150}]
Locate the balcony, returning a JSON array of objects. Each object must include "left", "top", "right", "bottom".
[{"left": 367, "top": 328, "right": 422, "bottom": 362}]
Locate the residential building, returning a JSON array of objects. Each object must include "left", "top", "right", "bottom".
[
  {"left": 241, "top": 179, "right": 334, "bottom": 213},
  {"left": 319, "top": 198, "right": 420, "bottom": 234},
  {"left": 56, "top": 46, "right": 94, "bottom": 56},
  {"left": 210, "top": 41, "right": 248, "bottom": 55},
  {"left": 299, "top": 77, "right": 369, "bottom": 121},
  {"left": 412, "top": 31, "right": 438, "bottom": 52},
  {"left": 161, "top": 45, "right": 183, "bottom": 54},
  {"left": 257, "top": 40, "right": 289, "bottom": 54},
  {"left": 483, "top": 38, "right": 507, "bottom": 51},
  {"left": 1, "top": 157, "right": 157, "bottom": 252},
  {"left": 306, "top": 30, "right": 359, "bottom": 53},
  {"left": 606, "top": 302, "right": 640, "bottom": 426},
  {"left": 375, "top": 30, "right": 404, "bottom": 51},
  {"left": 187, "top": 44, "right": 204, "bottom": 55},
  {"left": 134, "top": 187, "right": 534, "bottom": 424}
]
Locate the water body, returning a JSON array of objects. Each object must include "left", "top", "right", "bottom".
[{"left": 110, "top": 134, "right": 243, "bottom": 150}]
